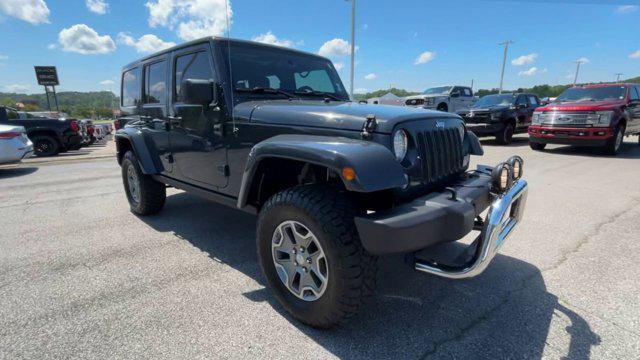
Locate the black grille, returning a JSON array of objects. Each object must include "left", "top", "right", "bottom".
[{"left": 414, "top": 127, "right": 465, "bottom": 183}]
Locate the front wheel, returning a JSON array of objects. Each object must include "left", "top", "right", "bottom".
[
  {"left": 604, "top": 125, "right": 625, "bottom": 155},
  {"left": 496, "top": 123, "right": 514, "bottom": 145},
  {"left": 530, "top": 141, "right": 546, "bottom": 151},
  {"left": 257, "top": 185, "right": 377, "bottom": 328},
  {"left": 121, "top": 151, "right": 166, "bottom": 215}
]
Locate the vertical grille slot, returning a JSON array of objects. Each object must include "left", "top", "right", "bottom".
[{"left": 415, "top": 126, "right": 464, "bottom": 184}]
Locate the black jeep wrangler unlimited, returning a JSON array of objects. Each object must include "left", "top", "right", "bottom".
[
  {"left": 456, "top": 93, "right": 541, "bottom": 145},
  {"left": 115, "top": 38, "right": 529, "bottom": 328}
]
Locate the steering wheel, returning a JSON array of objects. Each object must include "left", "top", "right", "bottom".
[{"left": 297, "top": 86, "right": 314, "bottom": 93}]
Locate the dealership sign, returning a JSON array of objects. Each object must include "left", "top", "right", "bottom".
[{"left": 34, "top": 66, "right": 59, "bottom": 86}]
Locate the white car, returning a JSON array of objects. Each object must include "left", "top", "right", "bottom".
[
  {"left": 404, "top": 86, "right": 477, "bottom": 113},
  {"left": 0, "top": 124, "right": 33, "bottom": 165}
]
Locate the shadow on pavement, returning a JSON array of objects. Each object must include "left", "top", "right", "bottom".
[
  {"left": 0, "top": 167, "right": 38, "bottom": 178},
  {"left": 140, "top": 192, "right": 600, "bottom": 359},
  {"left": 479, "top": 135, "right": 530, "bottom": 148}
]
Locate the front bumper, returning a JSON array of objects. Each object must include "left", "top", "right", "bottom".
[
  {"left": 355, "top": 163, "right": 528, "bottom": 279},
  {"left": 529, "top": 126, "right": 613, "bottom": 147},
  {"left": 465, "top": 122, "right": 503, "bottom": 135}
]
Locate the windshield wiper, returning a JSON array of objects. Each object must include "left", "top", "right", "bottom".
[
  {"left": 293, "top": 90, "right": 344, "bottom": 101},
  {"left": 235, "top": 87, "right": 295, "bottom": 98}
]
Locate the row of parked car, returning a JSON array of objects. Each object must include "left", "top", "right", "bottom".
[
  {"left": 0, "top": 106, "right": 113, "bottom": 165},
  {"left": 400, "top": 83, "right": 640, "bottom": 155}
]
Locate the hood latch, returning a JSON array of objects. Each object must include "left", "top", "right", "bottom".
[{"left": 361, "top": 114, "right": 377, "bottom": 139}]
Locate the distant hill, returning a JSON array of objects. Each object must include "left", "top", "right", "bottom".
[{"left": 0, "top": 91, "right": 118, "bottom": 118}]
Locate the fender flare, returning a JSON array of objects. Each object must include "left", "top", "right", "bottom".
[
  {"left": 114, "top": 128, "right": 163, "bottom": 175},
  {"left": 237, "top": 134, "right": 408, "bottom": 209}
]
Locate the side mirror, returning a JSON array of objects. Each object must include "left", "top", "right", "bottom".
[{"left": 182, "top": 79, "right": 217, "bottom": 106}]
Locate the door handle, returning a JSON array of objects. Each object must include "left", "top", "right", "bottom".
[{"left": 167, "top": 116, "right": 182, "bottom": 126}]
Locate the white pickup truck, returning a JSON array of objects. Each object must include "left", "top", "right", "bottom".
[{"left": 404, "top": 86, "right": 477, "bottom": 113}]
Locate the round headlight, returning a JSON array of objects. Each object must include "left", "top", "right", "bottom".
[
  {"left": 491, "top": 162, "right": 513, "bottom": 193},
  {"left": 507, "top": 156, "right": 523, "bottom": 180},
  {"left": 393, "top": 130, "right": 408, "bottom": 162}
]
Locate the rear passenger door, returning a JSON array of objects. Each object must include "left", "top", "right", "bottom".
[
  {"left": 169, "top": 43, "right": 228, "bottom": 190},
  {"left": 140, "top": 55, "right": 173, "bottom": 174}
]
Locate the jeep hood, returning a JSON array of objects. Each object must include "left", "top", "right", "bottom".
[
  {"left": 235, "top": 100, "right": 460, "bottom": 134},
  {"left": 538, "top": 100, "right": 626, "bottom": 112}
]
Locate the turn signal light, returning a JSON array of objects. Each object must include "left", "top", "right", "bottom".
[{"left": 342, "top": 167, "right": 356, "bottom": 181}]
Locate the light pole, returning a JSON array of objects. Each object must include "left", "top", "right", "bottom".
[
  {"left": 615, "top": 73, "right": 623, "bottom": 82},
  {"left": 573, "top": 60, "right": 585, "bottom": 85},
  {"left": 347, "top": 0, "right": 356, "bottom": 99},
  {"left": 498, "top": 40, "right": 514, "bottom": 94}
]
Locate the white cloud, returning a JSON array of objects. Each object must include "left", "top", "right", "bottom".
[
  {"left": 100, "top": 79, "right": 115, "bottom": 85},
  {"left": 3, "top": 84, "right": 30, "bottom": 93},
  {"left": 251, "top": 31, "right": 294, "bottom": 48},
  {"left": 58, "top": 24, "right": 116, "bottom": 55},
  {"left": 0, "top": 0, "right": 50, "bottom": 24},
  {"left": 117, "top": 32, "right": 175, "bottom": 53},
  {"left": 414, "top": 51, "right": 436, "bottom": 65},
  {"left": 318, "top": 38, "right": 353, "bottom": 57},
  {"left": 616, "top": 5, "right": 638, "bottom": 14},
  {"left": 47, "top": 43, "right": 56, "bottom": 49},
  {"left": 86, "top": 0, "right": 108, "bottom": 14},
  {"left": 518, "top": 67, "right": 547, "bottom": 77},
  {"left": 577, "top": 57, "right": 590, "bottom": 64},
  {"left": 364, "top": 73, "right": 376, "bottom": 80},
  {"left": 333, "top": 61, "right": 344, "bottom": 71},
  {"left": 629, "top": 50, "right": 640, "bottom": 59},
  {"left": 511, "top": 53, "right": 538, "bottom": 66},
  {"left": 145, "top": 0, "right": 232, "bottom": 41}
]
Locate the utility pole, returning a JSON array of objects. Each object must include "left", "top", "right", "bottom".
[
  {"left": 573, "top": 59, "right": 585, "bottom": 85},
  {"left": 470, "top": 79, "right": 474, "bottom": 90},
  {"left": 348, "top": 0, "right": 356, "bottom": 100},
  {"left": 498, "top": 40, "right": 514, "bottom": 94},
  {"left": 615, "top": 73, "right": 623, "bottom": 82}
]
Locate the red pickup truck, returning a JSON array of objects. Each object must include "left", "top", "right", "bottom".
[{"left": 529, "top": 83, "right": 640, "bottom": 155}]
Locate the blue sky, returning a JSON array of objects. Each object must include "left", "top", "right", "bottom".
[{"left": 0, "top": 0, "right": 639, "bottom": 95}]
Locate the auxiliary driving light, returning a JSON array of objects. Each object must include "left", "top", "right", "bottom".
[
  {"left": 507, "top": 156, "right": 524, "bottom": 180},
  {"left": 491, "top": 162, "right": 513, "bottom": 193}
]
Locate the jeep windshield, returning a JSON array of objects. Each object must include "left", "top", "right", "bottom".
[
  {"left": 473, "top": 94, "right": 515, "bottom": 108},
  {"left": 223, "top": 42, "right": 350, "bottom": 102},
  {"left": 422, "top": 86, "right": 452, "bottom": 95},
  {"left": 555, "top": 86, "right": 627, "bottom": 102}
]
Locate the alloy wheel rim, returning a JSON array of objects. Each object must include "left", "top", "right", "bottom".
[
  {"left": 127, "top": 165, "right": 140, "bottom": 204},
  {"left": 36, "top": 140, "right": 51, "bottom": 154},
  {"left": 271, "top": 220, "right": 329, "bottom": 301}
]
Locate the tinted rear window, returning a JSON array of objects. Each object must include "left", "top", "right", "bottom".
[
  {"left": 121, "top": 67, "right": 141, "bottom": 107},
  {"left": 144, "top": 61, "right": 167, "bottom": 104}
]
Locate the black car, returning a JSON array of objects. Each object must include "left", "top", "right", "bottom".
[
  {"left": 457, "top": 93, "right": 541, "bottom": 144},
  {"left": 115, "top": 37, "right": 529, "bottom": 328},
  {"left": 0, "top": 106, "right": 84, "bottom": 156}
]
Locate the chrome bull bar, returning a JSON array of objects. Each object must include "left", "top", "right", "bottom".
[{"left": 414, "top": 178, "right": 529, "bottom": 279}]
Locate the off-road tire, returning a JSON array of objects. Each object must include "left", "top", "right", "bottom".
[
  {"left": 436, "top": 103, "right": 448, "bottom": 112},
  {"left": 604, "top": 124, "right": 625, "bottom": 155},
  {"left": 496, "top": 123, "right": 515, "bottom": 145},
  {"left": 529, "top": 142, "right": 546, "bottom": 151},
  {"left": 32, "top": 135, "right": 60, "bottom": 157},
  {"left": 257, "top": 185, "right": 377, "bottom": 329},
  {"left": 121, "top": 151, "right": 166, "bottom": 215}
]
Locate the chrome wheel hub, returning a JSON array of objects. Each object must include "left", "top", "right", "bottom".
[
  {"left": 127, "top": 165, "right": 140, "bottom": 204},
  {"left": 271, "top": 220, "right": 328, "bottom": 301}
]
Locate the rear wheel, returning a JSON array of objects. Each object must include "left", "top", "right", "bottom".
[
  {"left": 121, "top": 151, "right": 166, "bottom": 215},
  {"left": 257, "top": 185, "right": 377, "bottom": 328},
  {"left": 604, "top": 125, "right": 625, "bottom": 155},
  {"left": 530, "top": 141, "right": 546, "bottom": 151},
  {"left": 32, "top": 135, "right": 60, "bottom": 157},
  {"left": 496, "top": 123, "right": 515, "bottom": 145}
]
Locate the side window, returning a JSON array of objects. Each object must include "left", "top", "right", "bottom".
[
  {"left": 462, "top": 88, "right": 472, "bottom": 97},
  {"left": 630, "top": 86, "right": 640, "bottom": 101},
  {"left": 174, "top": 52, "right": 214, "bottom": 102},
  {"left": 144, "top": 61, "right": 167, "bottom": 104},
  {"left": 121, "top": 67, "right": 141, "bottom": 107},
  {"left": 528, "top": 96, "right": 539, "bottom": 107},
  {"left": 516, "top": 95, "right": 528, "bottom": 106},
  {"left": 294, "top": 70, "right": 334, "bottom": 93}
]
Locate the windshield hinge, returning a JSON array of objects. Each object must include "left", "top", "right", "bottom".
[{"left": 361, "top": 114, "right": 377, "bottom": 139}]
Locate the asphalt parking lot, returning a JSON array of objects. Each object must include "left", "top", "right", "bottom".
[{"left": 1, "top": 135, "right": 639, "bottom": 359}]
